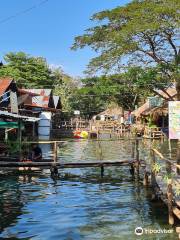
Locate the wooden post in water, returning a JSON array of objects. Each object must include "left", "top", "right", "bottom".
[
  {"left": 53, "top": 141, "right": 57, "bottom": 162},
  {"left": 131, "top": 141, "right": 135, "bottom": 159},
  {"left": 101, "top": 165, "right": 104, "bottom": 177},
  {"left": 150, "top": 150, "right": 156, "bottom": 187},
  {"left": 135, "top": 139, "right": 140, "bottom": 177},
  {"left": 130, "top": 163, "right": 135, "bottom": 177},
  {"left": 18, "top": 119, "right": 22, "bottom": 161},
  {"left": 143, "top": 168, "right": 149, "bottom": 186},
  {"left": 167, "top": 181, "right": 174, "bottom": 225}
]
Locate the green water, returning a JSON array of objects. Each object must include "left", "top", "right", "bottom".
[{"left": 0, "top": 140, "right": 178, "bottom": 239}]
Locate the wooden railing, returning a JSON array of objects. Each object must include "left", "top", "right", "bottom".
[{"left": 150, "top": 148, "right": 180, "bottom": 226}]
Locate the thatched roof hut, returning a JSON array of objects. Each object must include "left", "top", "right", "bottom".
[
  {"left": 131, "top": 102, "right": 150, "bottom": 118},
  {"left": 93, "top": 106, "right": 128, "bottom": 121},
  {"left": 98, "top": 107, "right": 124, "bottom": 116},
  {"left": 142, "top": 104, "right": 168, "bottom": 124}
]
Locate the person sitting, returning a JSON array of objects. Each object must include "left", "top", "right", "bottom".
[{"left": 31, "top": 144, "right": 42, "bottom": 161}]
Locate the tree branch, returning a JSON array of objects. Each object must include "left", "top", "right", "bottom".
[
  {"left": 165, "top": 32, "right": 178, "bottom": 58},
  {"left": 160, "top": 88, "right": 174, "bottom": 100},
  {"left": 150, "top": 89, "right": 169, "bottom": 100}
]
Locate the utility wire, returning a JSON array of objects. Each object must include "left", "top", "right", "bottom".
[{"left": 0, "top": 0, "right": 50, "bottom": 25}]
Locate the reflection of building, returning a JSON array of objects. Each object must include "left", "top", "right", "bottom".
[{"left": 0, "top": 176, "right": 24, "bottom": 233}]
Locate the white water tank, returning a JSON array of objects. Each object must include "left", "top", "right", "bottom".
[{"left": 38, "top": 112, "right": 52, "bottom": 140}]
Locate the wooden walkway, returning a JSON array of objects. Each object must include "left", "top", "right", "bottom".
[{"left": 0, "top": 160, "right": 134, "bottom": 168}]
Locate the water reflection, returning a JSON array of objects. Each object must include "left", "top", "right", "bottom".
[{"left": 0, "top": 140, "right": 178, "bottom": 240}]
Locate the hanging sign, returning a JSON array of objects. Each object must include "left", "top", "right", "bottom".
[{"left": 169, "top": 101, "right": 180, "bottom": 139}]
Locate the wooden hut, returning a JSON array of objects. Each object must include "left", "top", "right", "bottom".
[{"left": 94, "top": 106, "right": 124, "bottom": 121}]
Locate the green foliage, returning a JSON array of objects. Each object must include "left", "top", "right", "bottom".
[
  {"left": 72, "top": 0, "right": 180, "bottom": 75},
  {"left": 6, "top": 140, "right": 20, "bottom": 155},
  {"left": 163, "top": 173, "right": 175, "bottom": 184},
  {"left": 152, "top": 162, "right": 161, "bottom": 174},
  {"left": 0, "top": 52, "right": 55, "bottom": 88},
  {"left": 175, "top": 185, "right": 180, "bottom": 197},
  {"left": 71, "top": 68, "right": 155, "bottom": 116},
  {"left": 52, "top": 68, "right": 79, "bottom": 112}
]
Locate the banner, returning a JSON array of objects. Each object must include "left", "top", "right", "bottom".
[{"left": 169, "top": 101, "right": 180, "bottom": 139}]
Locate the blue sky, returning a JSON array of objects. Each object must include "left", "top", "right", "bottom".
[{"left": 0, "top": 0, "right": 131, "bottom": 77}]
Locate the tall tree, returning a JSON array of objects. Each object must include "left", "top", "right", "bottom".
[
  {"left": 72, "top": 0, "right": 180, "bottom": 98},
  {"left": 53, "top": 67, "right": 79, "bottom": 112},
  {"left": 0, "top": 52, "right": 55, "bottom": 88}
]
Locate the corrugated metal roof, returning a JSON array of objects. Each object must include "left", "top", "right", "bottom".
[
  {"left": 0, "top": 77, "right": 13, "bottom": 96},
  {"left": 32, "top": 96, "right": 49, "bottom": 108},
  {"left": 0, "top": 110, "right": 40, "bottom": 122},
  {"left": 27, "top": 89, "right": 52, "bottom": 96}
]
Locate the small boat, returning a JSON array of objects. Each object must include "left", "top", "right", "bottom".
[{"left": 73, "top": 130, "right": 88, "bottom": 139}]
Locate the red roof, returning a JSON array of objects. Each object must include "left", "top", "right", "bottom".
[{"left": 0, "top": 77, "right": 13, "bottom": 96}]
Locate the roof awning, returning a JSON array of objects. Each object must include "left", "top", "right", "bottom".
[
  {"left": 0, "top": 121, "right": 19, "bottom": 128},
  {"left": 0, "top": 110, "right": 40, "bottom": 122}
]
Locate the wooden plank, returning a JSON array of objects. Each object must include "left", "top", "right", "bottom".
[
  {"left": 173, "top": 207, "right": 180, "bottom": 220},
  {"left": 0, "top": 160, "right": 134, "bottom": 168},
  {"left": 176, "top": 201, "right": 180, "bottom": 208},
  {"left": 23, "top": 141, "right": 67, "bottom": 144}
]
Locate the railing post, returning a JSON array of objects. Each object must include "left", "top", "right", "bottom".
[
  {"left": 167, "top": 181, "right": 174, "bottom": 225},
  {"left": 135, "top": 139, "right": 140, "bottom": 177}
]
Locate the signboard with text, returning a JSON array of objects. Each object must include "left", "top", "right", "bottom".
[
  {"left": 74, "top": 110, "right": 80, "bottom": 115},
  {"left": 169, "top": 101, "right": 180, "bottom": 139}
]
